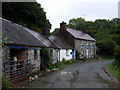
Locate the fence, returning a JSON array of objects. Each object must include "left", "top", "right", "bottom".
[{"left": 3, "top": 59, "right": 31, "bottom": 83}]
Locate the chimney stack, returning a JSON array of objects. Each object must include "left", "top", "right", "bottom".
[
  {"left": 60, "top": 21, "right": 66, "bottom": 31},
  {"left": 42, "top": 28, "right": 50, "bottom": 37},
  {"left": 81, "top": 29, "right": 87, "bottom": 34}
]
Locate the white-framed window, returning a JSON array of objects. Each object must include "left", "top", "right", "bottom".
[
  {"left": 81, "top": 40, "right": 83, "bottom": 45},
  {"left": 66, "top": 49, "right": 69, "bottom": 56},
  {"left": 86, "top": 41, "right": 89, "bottom": 46},
  {"left": 81, "top": 48, "right": 84, "bottom": 55},
  {"left": 91, "top": 48, "right": 93, "bottom": 55},
  {"left": 91, "top": 42, "right": 93, "bottom": 46},
  {"left": 86, "top": 49, "right": 89, "bottom": 58}
]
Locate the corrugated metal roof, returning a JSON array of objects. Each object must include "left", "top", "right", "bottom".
[
  {"left": 66, "top": 28, "right": 96, "bottom": 41},
  {"left": 49, "top": 35, "right": 73, "bottom": 49}
]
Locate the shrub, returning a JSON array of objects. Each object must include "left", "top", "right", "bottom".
[
  {"left": 40, "top": 47, "right": 50, "bottom": 69},
  {"left": 75, "top": 50, "right": 80, "bottom": 60},
  {"left": 62, "top": 58, "right": 65, "bottom": 62},
  {"left": 2, "top": 75, "right": 12, "bottom": 88},
  {"left": 114, "top": 46, "right": 120, "bottom": 63},
  {"left": 97, "top": 39, "right": 117, "bottom": 56}
]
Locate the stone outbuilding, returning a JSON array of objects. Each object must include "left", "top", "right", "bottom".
[{"left": 2, "top": 18, "right": 58, "bottom": 83}]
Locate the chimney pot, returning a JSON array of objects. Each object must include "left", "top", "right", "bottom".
[{"left": 60, "top": 21, "right": 66, "bottom": 31}]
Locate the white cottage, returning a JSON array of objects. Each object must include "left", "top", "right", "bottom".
[{"left": 49, "top": 35, "right": 75, "bottom": 62}]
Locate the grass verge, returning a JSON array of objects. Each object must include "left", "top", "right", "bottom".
[
  {"left": 106, "top": 62, "right": 120, "bottom": 81},
  {"left": 47, "top": 59, "right": 77, "bottom": 71}
]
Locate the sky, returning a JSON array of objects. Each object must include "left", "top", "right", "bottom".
[{"left": 36, "top": 0, "right": 119, "bottom": 32}]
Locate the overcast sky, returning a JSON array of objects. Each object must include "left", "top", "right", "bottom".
[{"left": 36, "top": 0, "right": 119, "bottom": 32}]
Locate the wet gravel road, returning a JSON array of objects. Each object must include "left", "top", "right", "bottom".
[{"left": 17, "top": 60, "right": 119, "bottom": 88}]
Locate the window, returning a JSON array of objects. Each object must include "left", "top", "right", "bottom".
[
  {"left": 86, "top": 41, "right": 89, "bottom": 46},
  {"left": 34, "top": 50, "right": 38, "bottom": 60},
  {"left": 81, "top": 49, "right": 83, "bottom": 55},
  {"left": 91, "top": 42, "right": 93, "bottom": 46},
  {"left": 81, "top": 40, "right": 83, "bottom": 45},
  {"left": 66, "top": 49, "right": 69, "bottom": 56}
]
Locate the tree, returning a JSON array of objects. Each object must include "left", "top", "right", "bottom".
[
  {"left": 51, "top": 28, "right": 60, "bottom": 35},
  {"left": 68, "top": 17, "right": 86, "bottom": 30},
  {"left": 2, "top": 2, "right": 51, "bottom": 33},
  {"left": 114, "top": 46, "right": 120, "bottom": 63},
  {"left": 67, "top": 17, "right": 119, "bottom": 57},
  {"left": 97, "top": 39, "right": 117, "bottom": 56}
]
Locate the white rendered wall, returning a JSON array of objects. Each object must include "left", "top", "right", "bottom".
[{"left": 59, "top": 49, "right": 72, "bottom": 61}]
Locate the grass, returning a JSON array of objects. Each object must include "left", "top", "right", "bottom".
[
  {"left": 96, "top": 72, "right": 119, "bottom": 88},
  {"left": 47, "top": 58, "right": 113, "bottom": 71},
  {"left": 106, "top": 61, "right": 120, "bottom": 81},
  {"left": 85, "top": 58, "right": 114, "bottom": 63}
]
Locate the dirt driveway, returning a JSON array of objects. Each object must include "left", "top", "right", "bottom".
[{"left": 16, "top": 60, "right": 119, "bottom": 88}]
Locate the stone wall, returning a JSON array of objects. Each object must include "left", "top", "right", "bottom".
[
  {"left": 75, "top": 39, "right": 96, "bottom": 59},
  {"left": 2, "top": 47, "right": 10, "bottom": 77},
  {"left": 2, "top": 47, "right": 10, "bottom": 61},
  {"left": 27, "top": 49, "right": 41, "bottom": 73}
]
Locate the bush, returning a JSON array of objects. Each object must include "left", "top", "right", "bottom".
[
  {"left": 40, "top": 47, "right": 50, "bottom": 69},
  {"left": 2, "top": 75, "right": 12, "bottom": 88},
  {"left": 97, "top": 39, "right": 117, "bottom": 56},
  {"left": 107, "top": 62, "right": 120, "bottom": 81},
  {"left": 75, "top": 50, "right": 80, "bottom": 60},
  {"left": 114, "top": 46, "right": 120, "bottom": 63},
  {"left": 47, "top": 59, "right": 76, "bottom": 71}
]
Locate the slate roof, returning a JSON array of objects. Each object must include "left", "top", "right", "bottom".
[
  {"left": 2, "top": 18, "right": 57, "bottom": 48},
  {"left": 49, "top": 35, "right": 73, "bottom": 49},
  {"left": 66, "top": 28, "right": 96, "bottom": 41},
  {"left": 26, "top": 29, "right": 58, "bottom": 48}
]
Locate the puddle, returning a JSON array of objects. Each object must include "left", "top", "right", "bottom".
[
  {"left": 67, "top": 70, "right": 80, "bottom": 88},
  {"left": 60, "top": 71, "right": 72, "bottom": 75}
]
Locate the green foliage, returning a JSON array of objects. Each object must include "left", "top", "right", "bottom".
[
  {"left": 111, "top": 35, "right": 120, "bottom": 45},
  {"left": 2, "top": 2, "right": 51, "bottom": 33},
  {"left": 47, "top": 59, "right": 76, "bottom": 71},
  {"left": 97, "top": 39, "right": 116, "bottom": 56},
  {"left": 75, "top": 50, "right": 80, "bottom": 60},
  {"left": 114, "top": 46, "right": 120, "bottom": 63},
  {"left": 51, "top": 28, "right": 60, "bottom": 35},
  {"left": 107, "top": 62, "right": 120, "bottom": 81},
  {"left": 41, "top": 47, "right": 50, "bottom": 68},
  {"left": 31, "top": 25, "right": 42, "bottom": 33},
  {"left": 2, "top": 75, "right": 12, "bottom": 88},
  {"left": 67, "top": 17, "right": 120, "bottom": 57},
  {"left": 62, "top": 58, "right": 65, "bottom": 61},
  {"left": 68, "top": 17, "right": 86, "bottom": 30}
]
